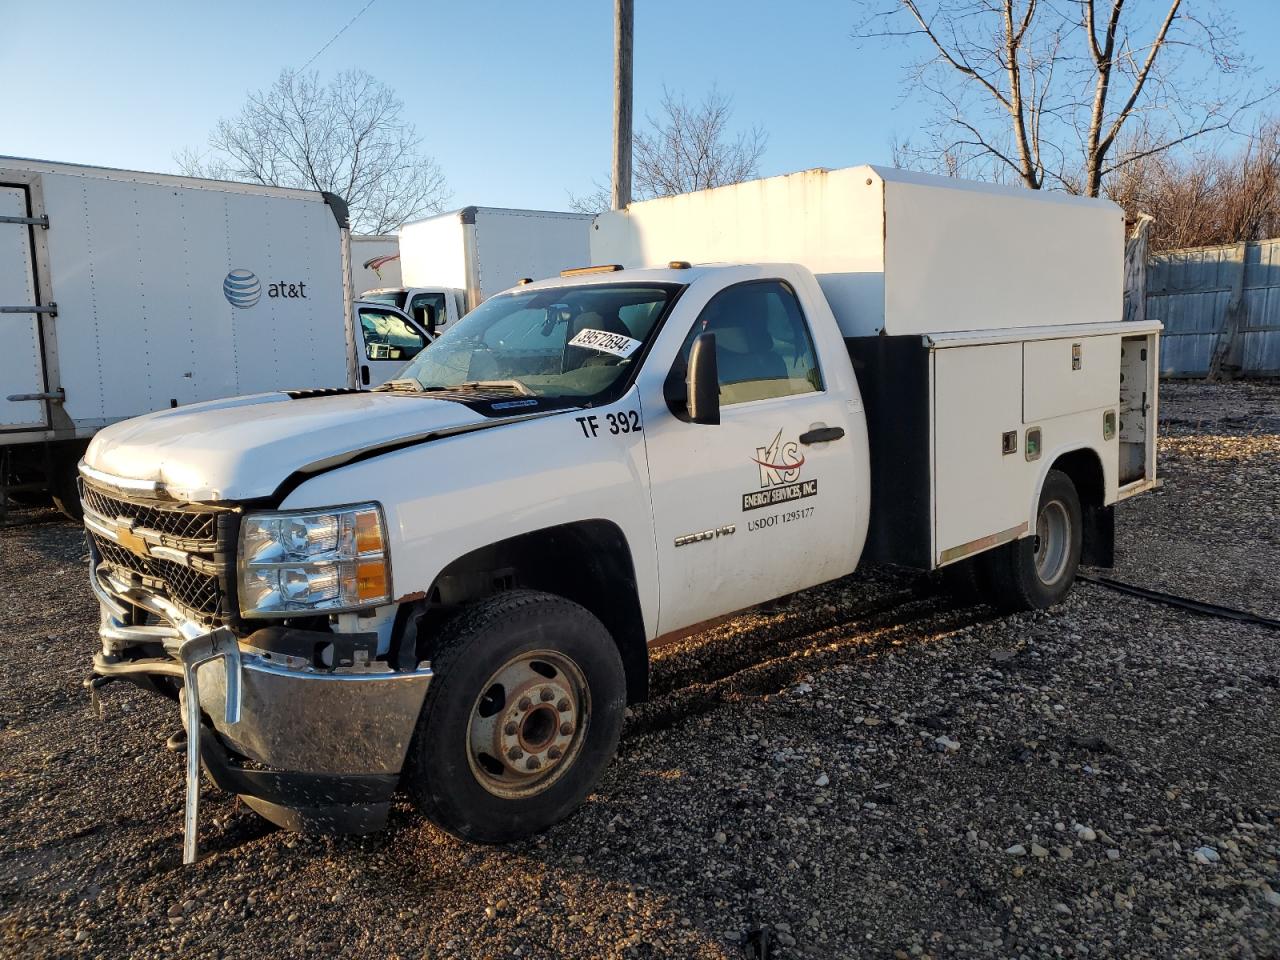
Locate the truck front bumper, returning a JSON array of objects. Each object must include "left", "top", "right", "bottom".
[{"left": 90, "top": 567, "right": 432, "bottom": 857}]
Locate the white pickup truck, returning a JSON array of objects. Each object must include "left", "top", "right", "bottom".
[{"left": 81, "top": 167, "right": 1160, "bottom": 859}]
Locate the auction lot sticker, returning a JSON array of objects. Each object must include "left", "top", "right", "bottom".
[{"left": 568, "top": 328, "right": 642, "bottom": 358}]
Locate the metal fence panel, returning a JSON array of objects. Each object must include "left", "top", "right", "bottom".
[{"left": 1147, "top": 238, "right": 1280, "bottom": 377}]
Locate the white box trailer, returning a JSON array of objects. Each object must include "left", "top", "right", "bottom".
[
  {"left": 372, "top": 207, "right": 592, "bottom": 334},
  {"left": 593, "top": 165, "right": 1159, "bottom": 570},
  {"left": 0, "top": 158, "right": 430, "bottom": 515},
  {"left": 351, "top": 234, "right": 401, "bottom": 295}
]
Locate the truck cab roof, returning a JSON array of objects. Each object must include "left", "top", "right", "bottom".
[{"left": 515, "top": 262, "right": 804, "bottom": 293}]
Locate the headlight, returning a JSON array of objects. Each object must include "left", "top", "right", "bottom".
[{"left": 238, "top": 503, "right": 391, "bottom": 616}]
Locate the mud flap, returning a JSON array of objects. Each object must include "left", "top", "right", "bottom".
[{"left": 1081, "top": 503, "right": 1115, "bottom": 568}]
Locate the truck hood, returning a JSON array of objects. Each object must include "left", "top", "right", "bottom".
[{"left": 83, "top": 391, "right": 504, "bottom": 502}]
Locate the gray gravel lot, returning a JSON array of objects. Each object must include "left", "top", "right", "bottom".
[{"left": 1, "top": 380, "right": 1278, "bottom": 959}]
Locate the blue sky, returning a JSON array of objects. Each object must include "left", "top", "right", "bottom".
[{"left": 3, "top": 0, "right": 1279, "bottom": 211}]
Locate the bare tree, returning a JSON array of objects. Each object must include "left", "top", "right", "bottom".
[
  {"left": 571, "top": 87, "right": 767, "bottom": 213},
  {"left": 1108, "top": 119, "right": 1280, "bottom": 249},
  {"left": 177, "top": 69, "right": 449, "bottom": 234},
  {"left": 857, "top": 0, "right": 1269, "bottom": 196}
]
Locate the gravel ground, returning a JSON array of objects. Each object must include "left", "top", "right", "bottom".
[{"left": 1, "top": 380, "right": 1278, "bottom": 960}]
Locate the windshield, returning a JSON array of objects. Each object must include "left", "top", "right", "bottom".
[
  {"left": 363, "top": 291, "right": 406, "bottom": 309},
  {"left": 395, "top": 283, "right": 679, "bottom": 402}
]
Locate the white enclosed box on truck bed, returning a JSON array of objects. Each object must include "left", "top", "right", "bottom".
[
  {"left": 400, "top": 207, "right": 592, "bottom": 311},
  {"left": 594, "top": 165, "right": 1158, "bottom": 571},
  {"left": 592, "top": 165, "right": 1124, "bottom": 337}
]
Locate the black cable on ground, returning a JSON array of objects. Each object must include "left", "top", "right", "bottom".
[{"left": 1078, "top": 573, "right": 1280, "bottom": 632}]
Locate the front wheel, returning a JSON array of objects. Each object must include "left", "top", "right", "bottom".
[
  {"left": 982, "top": 469, "right": 1082, "bottom": 611},
  {"left": 403, "top": 590, "right": 627, "bottom": 842}
]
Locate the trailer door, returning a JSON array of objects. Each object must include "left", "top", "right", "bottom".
[{"left": 0, "top": 183, "right": 50, "bottom": 431}]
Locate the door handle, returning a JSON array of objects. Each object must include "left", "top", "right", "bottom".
[
  {"left": 6, "top": 389, "right": 64, "bottom": 403},
  {"left": 799, "top": 426, "right": 845, "bottom": 445}
]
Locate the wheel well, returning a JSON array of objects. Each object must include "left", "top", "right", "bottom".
[
  {"left": 1048, "top": 447, "right": 1113, "bottom": 567},
  {"left": 414, "top": 520, "right": 649, "bottom": 703},
  {"left": 1051, "top": 448, "right": 1103, "bottom": 507}
]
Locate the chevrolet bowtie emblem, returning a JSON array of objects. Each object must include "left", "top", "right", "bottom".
[{"left": 114, "top": 519, "right": 151, "bottom": 558}]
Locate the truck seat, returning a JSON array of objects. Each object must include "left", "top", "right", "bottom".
[{"left": 710, "top": 312, "right": 788, "bottom": 388}]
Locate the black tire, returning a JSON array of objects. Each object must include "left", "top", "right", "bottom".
[
  {"left": 50, "top": 460, "right": 83, "bottom": 521},
  {"left": 981, "top": 469, "right": 1082, "bottom": 612},
  {"left": 4, "top": 485, "right": 50, "bottom": 508},
  {"left": 403, "top": 589, "right": 626, "bottom": 843}
]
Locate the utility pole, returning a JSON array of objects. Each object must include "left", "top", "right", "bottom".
[{"left": 611, "top": 0, "right": 633, "bottom": 210}]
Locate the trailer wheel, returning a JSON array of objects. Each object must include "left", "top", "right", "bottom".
[
  {"left": 983, "top": 469, "right": 1082, "bottom": 611},
  {"left": 403, "top": 589, "right": 626, "bottom": 843},
  {"left": 3, "top": 475, "right": 50, "bottom": 508},
  {"left": 50, "top": 460, "right": 83, "bottom": 521}
]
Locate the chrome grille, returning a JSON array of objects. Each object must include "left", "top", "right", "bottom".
[
  {"left": 82, "top": 479, "right": 236, "bottom": 623},
  {"left": 93, "top": 538, "right": 224, "bottom": 617},
  {"left": 81, "top": 483, "right": 218, "bottom": 544}
]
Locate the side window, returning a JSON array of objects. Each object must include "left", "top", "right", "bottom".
[
  {"left": 408, "top": 292, "right": 447, "bottom": 334},
  {"left": 672, "top": 281, "right": 823, "bottom": 406},
  {"left": 360, "top": 308, "right": 426, "bottom": 362},
  {"left": 618, "top": 299, "right": 664, "bottom": 335}
]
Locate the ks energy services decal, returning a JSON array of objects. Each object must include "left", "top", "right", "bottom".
[{"left": 742, "top": 429, "right": 818, "bottom": 511}]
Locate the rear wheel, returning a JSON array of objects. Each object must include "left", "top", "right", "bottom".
[
  {"left": 403, "top": 590, "right": 626, "bottom": 842},
  {"left": 982, "top": 469, "right": 1082, "bottom": 611}
]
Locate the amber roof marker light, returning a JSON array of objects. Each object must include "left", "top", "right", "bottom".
[{"left": 559, "top": 264, "right": 624, "bottom": 277}]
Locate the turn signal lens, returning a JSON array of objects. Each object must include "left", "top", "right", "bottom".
[
  {"left": 355, "top": 509, "right": 384, "bottom": 555},
  {"left": 355, "top": 559, "right": 389, "bottom": 602}
]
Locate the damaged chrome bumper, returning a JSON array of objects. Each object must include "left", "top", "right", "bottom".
[{"left": 89, "top": 567, "right": 432, "bottom": 863}]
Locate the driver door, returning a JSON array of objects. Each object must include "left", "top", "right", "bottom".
[
  {"left": 357, "top": 305, "right": 430, "bottom": 387},
  {"left": 639, "top": 278, "right": 863, "bottom": 635}
]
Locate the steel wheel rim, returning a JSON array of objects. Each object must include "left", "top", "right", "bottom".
[
  {"left": 1034, "top": 499, "right": 1071, "bottom": 586},
  {"left": 466, "top": 649, "right": 590, "bottom": 799}
]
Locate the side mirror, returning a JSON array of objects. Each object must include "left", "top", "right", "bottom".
[{"left": 686, "top": 332, "right": 720, "bottom": 425}]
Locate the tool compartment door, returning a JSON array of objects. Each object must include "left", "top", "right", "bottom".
[
  {"left": 933, "top": 342, "right": 1028, "bottom": 564},
  {"left": 0, "top": 183, "right": 49, "bottom": 431}
]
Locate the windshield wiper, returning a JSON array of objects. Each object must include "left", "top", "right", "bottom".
[
  {"left": 450, "top": 379, "right": 536, "bottom": 397},
  {"left": 373, "top": 378, "right": 425, "bottom": 393},
  {"left": 376, "top": 378, "right": 537, "bottom": 398}
]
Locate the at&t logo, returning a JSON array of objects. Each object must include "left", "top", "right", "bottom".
[{"left": 223, "top": 269, "right": 262, "bottom": 309}]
